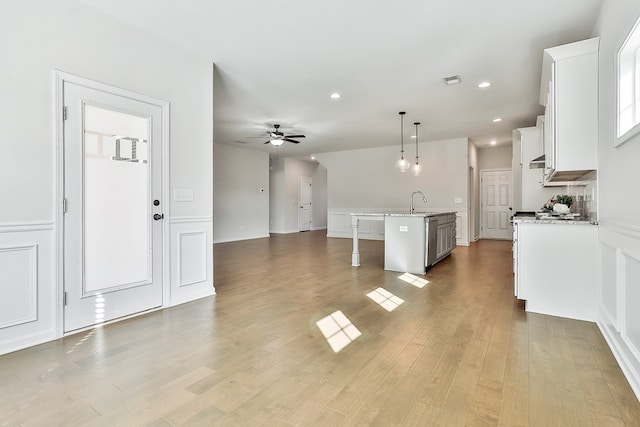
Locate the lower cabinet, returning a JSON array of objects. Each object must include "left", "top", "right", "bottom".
[
  {"left": 514, "top": 221, "right": 597, "bottom": 321},
  {"left": 435, "top": 213, "right": 456, "bottom": 262}
]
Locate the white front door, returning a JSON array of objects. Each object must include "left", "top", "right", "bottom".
[
  {"left": 63, "top": 82, "right": 164, "bottom": 333},
  {"left": 481, "top": 169, "right": 512, "bottom": 240},
  {"left": 298, "top": 177, "right": 312, "bottom": 232}
]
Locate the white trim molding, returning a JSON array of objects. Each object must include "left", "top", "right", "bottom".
[
  {"left": 598, "top": 220, "right": 640, "bottom": 400},
  {"left": 0, "top": 244, "right": 38, "bottom": 329},
  {"left": 0, "top": 222, "right": 56, "bottom": 356},
  {"left": 170, "top": 217, "right": 215, "bottom": 306},
  {"left": 177, "top": 231, "right": 208, "bottom": 287}
]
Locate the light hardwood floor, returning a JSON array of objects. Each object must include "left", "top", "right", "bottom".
[{"left": 1, "top": 231, "right": 639, "bottom": 426}]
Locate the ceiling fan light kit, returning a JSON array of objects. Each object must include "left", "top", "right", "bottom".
[{"left": 264, "top": 124, "right": 305, "bottom": 146}]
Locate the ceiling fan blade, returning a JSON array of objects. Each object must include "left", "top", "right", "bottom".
[
  {"left": 285, "top": 134, "right": 305, "bottom": 138},
  {"left": 284, "top": 138, "right": 300, "bottom": 144},
  {"left": 263, "top": 140, "right": 271, "bottom": 144}
]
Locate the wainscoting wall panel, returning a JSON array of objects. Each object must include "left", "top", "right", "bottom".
[
  {"left": 598, "top": 221, "right": 640, "bottom": 401},
  {"left": 178, "top": 232, "right": 207, "bottom": 287},
  {"left": 170, "top": 216, "right": 215, "bottom": 306},
  {"left": 599, "top": 242, "right": 618, "bottom": 329},
  {"left": 0, "top": 244, "right": 38, "bottom": 328},
  {"left": 0, "top": 222, "right": 56, "bottom": 356}
]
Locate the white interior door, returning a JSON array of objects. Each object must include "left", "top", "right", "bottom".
[
  {"left": 481, "top": 169, "right": 512, "bottom": 240},
  {"left": 63, "top": 82, "right": 163, "bottom": 333},
  {"left": 298, "top": 177, "right": 312, "bottom": 232}
]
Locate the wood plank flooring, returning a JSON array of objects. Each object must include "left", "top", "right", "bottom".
[{"left": 1, "top": 231, "right": 639, "bottom": 426}]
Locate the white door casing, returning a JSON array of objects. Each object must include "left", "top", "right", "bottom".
[
  {"left": 298, "top": 177, "right": 312, "bottom": 232},
  {"left": 480, "top": 169, "right": 512, "bottom": 240},
  {"left": 60, "top": 76, "right": 168, "bottom": 333}
]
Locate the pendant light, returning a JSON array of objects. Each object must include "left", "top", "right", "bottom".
[
  {"left": 412, "top": 121, "right": 422, "bottom": 176},
  {"left": 396, "top": 112, "right": 411, "bottom": 172}
]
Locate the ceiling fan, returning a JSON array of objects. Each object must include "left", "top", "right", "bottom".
[{"left": 264, "top": 124, "right": 305, "bottom": 146}]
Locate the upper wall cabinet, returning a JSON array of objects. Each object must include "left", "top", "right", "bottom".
[{"left": 540, "top": 38, "right": 599, "bottom": 182}]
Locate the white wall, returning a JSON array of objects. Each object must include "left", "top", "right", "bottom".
[
  {"left": 269, "top": 156, "right": 286, "bottom": 234},
  {"left": 213, "top": 143, "right": 270, "bottom": 243},
  {"left": 316, "top": 138, "right": 470, "bottom": 210},
  {"left": 593, "top": 0, "right": 640, "bottom": 400},
  {"left": 316, "top": 138, "right": 471, "bottom": 244},
  {"left": 478, "top": 146, "right": 513, "bottom": 170},
  {"left": 0, "top": 0, "right": 214, "bottom": 355}
]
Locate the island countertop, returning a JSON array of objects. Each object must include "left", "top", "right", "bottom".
[
  {"left": 349, "top": 211, "right": 458, "bottom": 267},
  {"left": 350, "top": 212, "right": 453, "bottom": 217}
]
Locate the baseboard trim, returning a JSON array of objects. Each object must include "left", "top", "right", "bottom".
[
  {"left": 0, "top": 329, "right": 57, "bottom": 356},
  {"left": 598, "top": 313, "right": 640, "bottom": 402}
]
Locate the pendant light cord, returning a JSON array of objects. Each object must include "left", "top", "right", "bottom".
[{"left": 399, "top": 112, "right": 406, "bottom": 158}]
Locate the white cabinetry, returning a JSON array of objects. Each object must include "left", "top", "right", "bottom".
[
  {"left": 540, "top": 37, "right": 599, "bottom": 182},
  {"left": 515, "top": 126, "right": 560, "bottom": 209},
  {"left": 514, "top": 221, "right": 597, "bottom": 321}
]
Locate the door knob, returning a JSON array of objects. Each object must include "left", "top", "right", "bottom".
[{"left": 153, "top": 213, "right": 164, "bottom": 220}]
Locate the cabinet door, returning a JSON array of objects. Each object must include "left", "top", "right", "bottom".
[
  {"left": 436, "top": 224, "right": 448, "bottom": 258},
  {"left": 513, "top": 224, "right": 519, "bottom": 297},
  {"left": 545, "top": 64, "right": 556, "bottom": 177},
  {"left": 449, "top": 222, "right": 456, "bottom": 251}
]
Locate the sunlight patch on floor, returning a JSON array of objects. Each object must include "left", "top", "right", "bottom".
[
  {"left": 366, "top": 287, "right": 404, "bottom": 312},
  {"left": 398, "top": 272, "right": 429, "bottom": 288},
  {"left": 316, "top": 310, "right": 361, "bottom": 353}
]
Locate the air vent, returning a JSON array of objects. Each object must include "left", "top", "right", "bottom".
[{"left": 443, "top": 75, "right": 462, "bottom": 85}]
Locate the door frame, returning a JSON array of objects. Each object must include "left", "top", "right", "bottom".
[
  {"left": 479, "top": 168, "right": 513, "bottom": 240},
  {"left": 298, "top": 176, "right": 312, "bottom": 232},
  {"left": 53, "top": 70, "right": 170, "bottom": 336}
]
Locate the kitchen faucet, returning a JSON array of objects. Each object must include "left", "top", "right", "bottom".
[{"left": 410, "top": 190, "right": 428, "bottom": 214}]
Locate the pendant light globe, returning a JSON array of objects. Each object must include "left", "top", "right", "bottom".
[{"left": 397, "top": 157, "right": 411, "bottom": 173}]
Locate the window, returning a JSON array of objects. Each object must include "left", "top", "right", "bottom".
[{"left": 617, "top": 15, "right": 640, "bottom": 145}]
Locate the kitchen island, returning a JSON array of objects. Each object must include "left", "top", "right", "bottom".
[
  {"left": 351, "top": 212, "right": 456, "bottom": 274},
  {"left": 513, "top": 217, "right": 598, "bottom": 321}
]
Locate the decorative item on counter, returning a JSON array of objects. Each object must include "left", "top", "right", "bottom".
[
  {"left": 556, "top": 194, "right": 573, "bottom": 207},
  {"left": 542, "top": 196, "right": 556, "bottom": 211},
  {"left": 542, "top": 194, "right": 573, "bottom": 212},
  {"left": 553, "top": 203, "right": 571, "bottom": 214}
]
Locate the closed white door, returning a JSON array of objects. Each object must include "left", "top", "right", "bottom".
[
  {"left": 481, "top": 170, "right": 512, "bottom": 240},
  {"left": 298, "top": 177, "right": 312, "bottom": 232},
  {"left": 63, "top": 82, "right": 164, "bottom": 332}
]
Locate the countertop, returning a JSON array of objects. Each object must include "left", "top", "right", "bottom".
[
  {"left": 513, "top": 217, "right": 598, "bottom": 225},
  {"left": 351, "top": 212, "right": 455, "bottom": 218}
]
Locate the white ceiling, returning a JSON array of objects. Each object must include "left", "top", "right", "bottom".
[{"left": 81, "top": 0, "right": 603, "bottom": 158}]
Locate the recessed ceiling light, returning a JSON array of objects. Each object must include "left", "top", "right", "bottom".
[
  {"left": 490, "top": 140, "right": 497, "bottom": 145},
  {"left": 478, "top": 81, "right": 492, "bottom": 88},
  {"left": 492, "top": 117, "right": 502, "bottom": 122},
  {"left": 443, "top": 75, "right": 462, "bottom": 85},
  {"left": 329, "top": 92, "right": 342, "bottom": 99}
]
